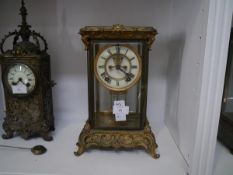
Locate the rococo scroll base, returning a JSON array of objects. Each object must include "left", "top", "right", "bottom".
[{"left": 74, "top": 121, "right": 160, "bottom": 159}]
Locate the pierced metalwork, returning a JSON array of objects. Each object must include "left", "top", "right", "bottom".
[
  {"left": 0, "top": 0, "right": 54, "bottom": 141},
  {"left": 0, "top": 0, "right": 48, "bottom": 55}
]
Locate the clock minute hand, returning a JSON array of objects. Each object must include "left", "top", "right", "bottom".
[
  {"left": 109, "top": 65, "right": 127, "bottom": 70},
  {"left": 116, "top": 65, "right": 134, "bottom": 78}
]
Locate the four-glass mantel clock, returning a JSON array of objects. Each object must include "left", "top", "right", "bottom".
[{"left": 75, "top": 25, "right": 160, "bottom": 158}]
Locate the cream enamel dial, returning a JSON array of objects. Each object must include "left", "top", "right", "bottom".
[
  {"left": 94, "top": 45, "right": 141, "bottom": 91},
  {"left": 6, "top": 64, "right": 36, "bottom": 94}
]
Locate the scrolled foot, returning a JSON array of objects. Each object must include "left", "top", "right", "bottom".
[
  {"left": 21, "top": 133, "right": 31, "bottom": 140},
  {"left": 147, "top": 145, "right": 160, "bottom": 159},
  {"left": 42, "top": 134, "right": 53, "bottom": 141},
  {"left": 2, "top": 133, "right": 13, "bottom": 139},
  {"left": 153, "top": 153, "right": 160, "bottom": 159},
  {"left": 74, "top": 143, "right": 85, "bottom": 156}
]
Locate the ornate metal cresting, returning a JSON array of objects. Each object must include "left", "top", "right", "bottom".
[
  {"left": 0, "top": 0, "right": 55, "bottom": 141},
  {"left": 75, "top": 25, "right": 159, "bottom": 158},
  {"left": 79, "top": 24, "right": 157, "bottom": 50},
  {"left": 0, "top": 0, "right": 48, "bottom": 55}
]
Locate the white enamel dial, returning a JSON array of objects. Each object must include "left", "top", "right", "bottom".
[
  {"left": 94, "top": 45, "right": 141, "bottom": 91},
  {"left": 6, "top": 64, "right": 36, "bottom": 94}
]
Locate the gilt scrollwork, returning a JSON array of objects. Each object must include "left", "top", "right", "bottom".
[{"left": 75, "top": 121, "right": 160, "bottom": 159}]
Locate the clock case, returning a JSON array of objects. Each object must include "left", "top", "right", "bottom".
[
  {"left": 0, "top": 0, "right": 55, "bottom": 141},
  {"left": 75, "top": 25, "right": 160, "bottom": 158}
]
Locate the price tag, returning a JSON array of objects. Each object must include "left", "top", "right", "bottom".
[
  {"left": 113, "top": 100, "right": 129, "bottom": 121},
  {"left": 11, "top": 82, "right": 27, "bottom": 94}
]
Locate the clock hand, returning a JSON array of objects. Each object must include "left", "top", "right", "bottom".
[
  {"left": 11, "top": 78, "right": 21, "bottom": 85},
  {"left": 18, "top": 77, "right": 31, "bottom": 87},
  {"left": 12, "top": 81, "right": 19, "bottom": 85},
  {"left": 26, "top": 82, "right": 31, "bottom": 87},
  {"left": 109, "top": 65, "right": 115, "bottom": 70},
  {"left": 116, "top": 65, "right": 134, "bottom": 79},
  {"left": 109, "top": 65, "right": 127, "bottom": 70},
  {"left": 122, "top": 65, "right": 127, "bottom": 70}
]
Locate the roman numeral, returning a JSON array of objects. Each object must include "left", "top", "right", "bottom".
[
  {"left": 130, "top": 57, "right": 135, "bottom": 61},
  {"left": 125, "top": 49, "right": 129, "bottom": 55},
  {"left": 116, "top": 80, "right": 119, "bottom": 86},
  {"left": 101, "top": 72, "right": 107, "bottom": 78},
  {"left": 104, "top": 77, "right": 111, "bottom": 84},
  {"left": 101, "top": 56, "right": 107, "bottom": 60},
  {"left": 107, "top": 49, "right": 112, "bottom": 55},
  {"left": 98, "top": 65, "right": 105, "bottom": 69},
  {"left": 116, "top": 45, "right": 120, "bottom": 54},
  {"left": 131, "top": 65, "right": 137, "bottom": 69}
]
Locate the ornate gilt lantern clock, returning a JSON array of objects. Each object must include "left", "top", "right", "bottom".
[
  {"left": 0, "top": 0, "right": 55, "bottom": 141},
  {"left": 75, "top": 24, "right": 160, "bottom": 158}
]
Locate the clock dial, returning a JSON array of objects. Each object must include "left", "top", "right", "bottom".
[
  {"left": 6, "top": 64, "right": 36, "bottom": 94},
  {"left": 94, "top": 45, "right": 141, "bottom": 91}
]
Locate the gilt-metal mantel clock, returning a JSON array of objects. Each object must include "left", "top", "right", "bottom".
[
  {"left": 75, "top": 24, "right": 160, "bottom": 158},
  {"left": 0, "top": 0, "right": 55, "bottom": 141}
]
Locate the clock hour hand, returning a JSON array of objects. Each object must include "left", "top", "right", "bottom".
[
  {"left": 11, "top": 77, "right": 22, "bottom": 85},
  {"left": 11, "top": 81, "right": 19, "bottom": 86},
  {"left": 109, "top": 65, "right": 127, "bottom": 70}
]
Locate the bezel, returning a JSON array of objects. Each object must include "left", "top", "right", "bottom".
[
  {"left": 2, "top": 63, "right": 38, "bottom": 97},
  {"left": 94, "top": 44, "right": 142, "bottom": 92}
]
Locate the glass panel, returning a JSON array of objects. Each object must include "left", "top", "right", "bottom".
[
  {"left": 224, "top": 58, "right": 233, "bottom": 113},
  {"left": 93, "top": 41, "right": 143, "bottom": 129},
  {"left": 221, "top": 29, "right": 233, "bottom": 120}
]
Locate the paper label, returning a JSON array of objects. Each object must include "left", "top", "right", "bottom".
[
  {"left": 11, "top": 82, "right": 27, "bottom": 94},
  {"left": 113, "top": 100, "right": 129, "bottom": 121},
  {"left": 115, "top": 113, "right": 127, "bottom": 121}
]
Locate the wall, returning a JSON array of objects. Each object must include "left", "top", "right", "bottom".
[
  {"left": 165, "top": 0, "right": 209, "bottom": 167},
  {"left": 0, "top": 0, "right": 172, "bottom": 133}
]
